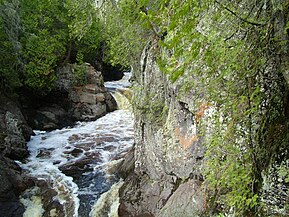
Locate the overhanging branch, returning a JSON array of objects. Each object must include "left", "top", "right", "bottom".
[{"left": 215, "top": 1, "right": 266, "bottom": 27}]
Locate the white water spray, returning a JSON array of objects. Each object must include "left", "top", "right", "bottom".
[{"left": 19, "top": 72, "right": 134, "bottom": 216}]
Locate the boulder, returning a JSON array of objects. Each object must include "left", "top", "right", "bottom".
[
  {"left": 65, "top": 64, "right": 117, "bottom": 122},
  {"left": 0, "top": 93, "right": 33, "bottom": 160},
  {"left": 29, "top": 104, "right": 73, "bottom": 131}
]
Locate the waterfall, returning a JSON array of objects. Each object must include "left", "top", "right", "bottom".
[{"left": 19, "top": 73, "right": 134, "bottom": 217}]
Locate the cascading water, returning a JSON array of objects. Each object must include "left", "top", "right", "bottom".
[{"left": 19, "top": 73, "right": 134, "bottom": 217}]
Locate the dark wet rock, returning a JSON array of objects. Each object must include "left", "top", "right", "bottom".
[
  {"left": 29, "top": 104, "right": 72, "bottom": 131},
  {"left": 64, "top": 148, "right": 83, "bottom": 157},
  {"left": 43, "top": 200, "right": 64, "bottom": 217},
  {"left": 20, "top": 91, "right": 73, "bottom": 131},
  {"left": 117, "top": 148, "right": 135, "bottom": 179},
  {"left": 0, "top": 157, "right": 34, "bottom": 217},
  {"left": 104, "top": 92, "right": 118, "bottom": 112},
  {"left": 68, "top": 100, "right": 107, "bottom": 121},
  {"left": 0, "top": 157, "right": 33, "bottom": 196},
  {"left": 36, "top": 148, "right": 55, "bottom": 158},
  {"left": 53, "top": 160, "right": 61, "bottom": 165},
  {"left": 22, "top": 181, "right": 65, "bottom": 217},
  {"left": 93, "top": 136, "right": 116, "bottom": 144},
  {"left": 75, "top": 142, "right": 96, "bottom": 151},
  {"left": 85, "top": 152, "right": 102, "bottom": 161},
  {"left": 0, "top": 94, "right": 33, "bottom": 160},
  {"left": 119, "top": 173, "right": 161, "bottom": 217},
  {"left": 0, "top": 167, "right": 14, "bottom": 201},
  {"left": 0, "top": 93, "right": 34, "bottom": 217},
  {"left": 68, "top": 134, "right": 81, "bottom": 142},
  {"left": 0, "top": 202, "right": 25, "bottom": 217},
  {"left": 59, "top": 153, "right": 101, "bottom": 178},
  {"left": 158, "top": 180, "right": 205, "bottom": 217},
  {"left": 101, "top": 63, "right": 125, "bottom": 82},
  {"left": 103, "top": 145, "right": 116, "bottom": 152},
  {"left": 39, "top": 186, "right": 65, "bottom": 217}
]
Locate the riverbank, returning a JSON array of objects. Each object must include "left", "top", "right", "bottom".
[{"left": 0, "top": 63, "right": 124, "bottom": 216}]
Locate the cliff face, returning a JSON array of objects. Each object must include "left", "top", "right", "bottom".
[
  {"left": 119, "top": 38, "right": 289, "bottom": 216},
  {"left": 119, "top": 42, "right": 208, "bottom": 217}
]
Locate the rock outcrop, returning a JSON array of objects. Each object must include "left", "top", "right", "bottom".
[
  {"left": 118, "top": 42, "right": 207, "bottom": 216},
  {"left": 119, "top": 36, "right": 289, "bottom": 216},
  {"left": 22, "top": 63, "right": 117, "bottom": 131},
  {"left": 0, "top": 93, "right": 34, "bottom": 217},
  {"left": 0, "top": 94, "right": 33, "bottom": 159},
  {"left": 65, "top": 64, "right": 117, "bottom": 121}
]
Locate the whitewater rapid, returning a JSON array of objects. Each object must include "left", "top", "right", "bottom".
[{"left": 19, "top": 73, "right": 134, "bottom": 217}]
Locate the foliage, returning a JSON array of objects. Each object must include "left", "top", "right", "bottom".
[
  {"left": 100, "top": 0, "right": 153, "bottom": 69},
  {"left": 19, "top": 0, "right": 69, "bottom": 92},
  {"left": 0, "top": 0, "right": 21, "bottom": 91},
  {"left": 75, "top": 18, "right": 103, "bottom": 65},
  {"left": 72, "top": 64, "right": 87, "bottom": 86},
  {"left": 137, "top": 1, "right": 287, "bottom": 215},
  {"left": 104, "top": 0, "right": 289, "bottom": 215},
  {"left": 0, "top": 0, "right": 102, "bottom": 94},
  {"left": 0, "top": 16, "right": 20, "bottom": 90},
  {"left": 0, "top": 0, "right": 288, "bottom": 214},
  {"left": 261, "top": 159, "right": 289, "bottom": 215},
  {"left": 133, "top": 86, "right": 168, "bottom": 125}
]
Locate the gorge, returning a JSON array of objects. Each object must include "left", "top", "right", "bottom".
[{"left": 1, "top": 0, "right": 289, "bottom": 217}]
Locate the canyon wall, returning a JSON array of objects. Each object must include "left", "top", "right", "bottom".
[
  {"left": 119, "top": 38, "right": 289, "bottom": 216},
  {"left": 119, "top": 42, "right": 208, "bottom": 217}
]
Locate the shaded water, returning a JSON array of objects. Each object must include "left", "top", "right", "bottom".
[{"left": 19, "top": 73, "right": 134, "bottom": 216}]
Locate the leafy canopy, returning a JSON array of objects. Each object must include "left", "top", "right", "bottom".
[{"left": 0, "top": 0, "right": 102, "bottom": 93}]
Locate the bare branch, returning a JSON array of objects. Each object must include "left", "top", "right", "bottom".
[{"left": 215, "top": 1, "right": 266, "bottom": 27}]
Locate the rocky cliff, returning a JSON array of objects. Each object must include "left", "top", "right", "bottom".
[
  {"left": 118, "top": 38, "right": 289, "bottom": 216},
  {"left": 118, "top": 42, "right": 207, "bottom": 217}
]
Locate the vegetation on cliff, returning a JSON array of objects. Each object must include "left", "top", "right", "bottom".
[
  {"left": 101, "top": 0, "right": 289, "bottom": 216},
  {"left": 1, "top": 0, "right": 289, "bottom": 216}
]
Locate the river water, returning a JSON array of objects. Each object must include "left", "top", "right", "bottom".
[{"left": 19, "top": 73, "right": 134, "bottom": 217}]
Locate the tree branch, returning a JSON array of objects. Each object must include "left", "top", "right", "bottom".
[{"left": 215, "top": 1, "right": 266, "bottom": 27}]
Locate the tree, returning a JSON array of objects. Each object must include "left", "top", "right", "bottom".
[
  {"left": 100, "top": 0, "right": 153, "bottom": 70},
  {"left": 0, "top": 0, "right": 103, "bottom": 94},
  {"left": 0, "top": 0, "right": 21, "bottom": 91},
  {"left": 103, "top": 0, "right": 289, "bottom": 215}
]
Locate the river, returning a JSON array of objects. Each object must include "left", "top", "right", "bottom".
[{"left": 18, "top": 73, "right": 134, "bottom": 217}]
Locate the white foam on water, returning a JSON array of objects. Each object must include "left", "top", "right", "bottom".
[
  {"left": 19, "top": 161, "right": 80, "bottom": 217},
  {"left": 104, "top": 72, "right": 131, "bottom": 89},
  {"left": 20, "top": 72, "right": 134, "bottom": 216},
  {"left": 20, "top": 110, "right": 133, "bottom": 216},
  {"left": 20, "top": 187, "right": 44, "bottom": 217},
  {"left": 89, "top": 180, "right": 124, "bottom": 217}
]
